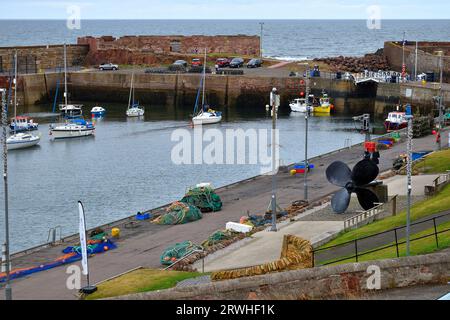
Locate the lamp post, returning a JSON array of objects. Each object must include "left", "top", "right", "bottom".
[
  {"left": 435, "top": 50, "right": 444, "bottom": 151},
  {"left": 259, "top": 22, "right": 264, "bottom": 59},
  {"left": 269, "top": 87, "right": 280, "bottom": 232},
  {"left": 405, "top": 104, "right": 413, "bottom": 256},
  {"left": 401, "top": 31, "right": 406, "bottom": 81},
  {"left": 303, "top": 64, "right": 310, "bottom": 201},
  {"left": 1, "top": 88, "right": 12, "bottom": 300}
]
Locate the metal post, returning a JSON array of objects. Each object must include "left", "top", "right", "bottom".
[
  {"left": 270, "top": 88, "right": 279, "bottom": 232},
  {"left": 1, "top": 88, "right": 12, "bottom": 300},
  {"left": 405, "top": 104, "right": 413, "bottom": 256},
  {"left": 354, "top": 239, "right": 358, "bottom": 262},
  {"left": 304, "top": 65, "right": 310, "bottom": 201},
  {"left": 402, "top": 31, "right": 406, "bottom": 81},
  {"left": 394, "top": 228, "right": 400, "bottom": 257},
  {"left": 414, "top": 41, "right": 418, "bottom": 81},
  {"left": 259, "top": 22, "right": 264, "bottom": 59},
  {"left": 433, "top": 218, "right": 439, "bottom": 248},
  {"left": 437, "top": 51, "right": 444, "bottom": 151}
]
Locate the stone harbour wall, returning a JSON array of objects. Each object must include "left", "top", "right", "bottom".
[
  {"left": 111, "top": 252, "right": 450, "bottom": 300},
  {"left": 78, "top": 35, "right": 260, "bottom": 65}
]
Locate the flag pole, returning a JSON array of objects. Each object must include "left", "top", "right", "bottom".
[{"left": 78, "top": 201, "right": 97, "bottom": 295}]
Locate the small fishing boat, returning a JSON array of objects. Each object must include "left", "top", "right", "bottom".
[
  {"left": 10, "top": 116, "right": 38, "bottom": 132},
  {"left": 60, "top": 104, "right": 83, "bottom": 119},
  {"left": 126, "top": 72, "right": 144, "bottom": 117},
  {"left": 289, "top": 98, "right": 310, "bottom": 113},
  {"left": 91, "top": 106, "right": 106, "bottom": 117},
  {"left": 192, "top": 49, "right": 222, "bottom": 125},
  {"left": 49, "top": 118, "right": 95, "bottom": 139},
  {"left": 314, "top": 91, "right": 333, "bottom": 114},
  {"left": 7, "top": 132, "right": 40, "bottom": 150},
  {"left": 384, "top": 111, "right": 407, "bottom": 131}
]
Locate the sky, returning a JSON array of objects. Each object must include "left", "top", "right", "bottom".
[{"left": 0, "top": 0, "right": 449, "bottom": 19}]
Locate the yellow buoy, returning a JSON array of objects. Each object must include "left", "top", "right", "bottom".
[
  {"left": 290, "top": 169, "right": 297, "bottom": 176},
  {"left": 111, "top": 227, "right": 120, "bottom": 238}
]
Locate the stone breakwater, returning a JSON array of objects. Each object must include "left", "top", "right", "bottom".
[{"left": 314, "top": 49, "right": 390, "bottom": 73}]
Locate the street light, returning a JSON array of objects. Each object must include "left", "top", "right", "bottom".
[
  {"left": 301, "top": 63, "right": 310, "bottom": 201},
  {"left": 435, "top": 50, "right": 444, "bottom": 150},
  {"left": 259, "top": 22, "right": 264, "bottom": 59},
  {"left": 269, "top": 87, "right": 280, "bottom": 232},
  {"left": 1, "top": 88, "right": 12, "bottom": 300},
  {"left": 405, "top": 104, "right": 413, "bottom": 256}
]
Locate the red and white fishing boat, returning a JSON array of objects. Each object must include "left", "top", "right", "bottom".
[{"left": 384, "top": 111, "right": 407, "bottom": 131}]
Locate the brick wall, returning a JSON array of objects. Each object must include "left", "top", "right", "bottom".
[
  {"left": 0, "top": 44, "right": 89, "bottom": 74},
  {"left": 78, "top": 35, "right": 260, "bottom": 65}
]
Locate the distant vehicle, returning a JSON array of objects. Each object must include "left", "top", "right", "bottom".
[
  {"left": 246, "top": 58, "right": 262, "bottom": 68},
  {"left": 229, "top": 57, "right": 244, "bottom": 68},
  {"left": 191, "top": 58, "right": 202, "bottom": 67},
  {"left": 216, "top": 58, "right": 230, "bottom": 68},
  {"left": 173, "top": 60, "right": 188, "bottom": 68},
  {"left": 99, "top": 63, "right": 118, "bottom": 71},
  {"left": 343, "top": 72, "right": 355, "bottom": 81}
]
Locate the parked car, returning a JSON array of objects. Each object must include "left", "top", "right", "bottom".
[
  {"left": 216, "top": 58, "right": 230, "bottom": 68},
  {"left": 229, "top": 57, "right": 244, "bottom": 68},
  {"left": 173, "top": 60, "right": 188, "bottom": 68},
  {"left": 246, "top": 58, "right": 262, "bottom": 68},
  {"left": 191, "top": 58, "right": 202, "bottom": 67},
  {"left": 99, "top": 63, "right": 119, "bottom": 71}
]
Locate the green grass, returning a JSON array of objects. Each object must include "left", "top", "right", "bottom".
[
  {"left": 321, "top": 183, "right": 450, "bottom": 248},
  {"left": 85, "top": 269, "right": 203, "bottom": 300},
  {"left": 320, "top": 221, "right": 450, "bottom": 266},
  {"left": 414, "top": 148, "right": 450, "bottom": 174}
]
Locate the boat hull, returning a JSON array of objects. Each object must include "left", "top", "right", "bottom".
[
  {"left": 384, "top": 121, "right": 407, "bottom": 131},
  {"left": 289, "top": 103, "right": 308, "bottom": 112},
  {"left": 50, "top": 128, "right": 95, "bottom": 139},
  {"left": 192, "top": 115, "right": 222, "bottom": 125},
  {"left": 7, "top": 136, "right": 40, "bottom": 150},
  {"left": 313, "top": 106, "right": 331, "bottom": 114},
  {"left": 126, "top": 108, "right": 144, "bottom": 117}
]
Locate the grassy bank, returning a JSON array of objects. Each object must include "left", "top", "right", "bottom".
[
  {"left": 321, "top": 183, "right": 450, "bottom": 248},
  {"left": 321, "top": 220, "right": 450, "bottom": 266},
  {"left": 86, "top": 269, "right": 203, "bottom": 300},
  {"left": 414, "top": 148, "right": 450, "bottom": 174}
]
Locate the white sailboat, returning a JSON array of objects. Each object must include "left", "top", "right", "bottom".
[
  {"left": 7, "top": 50, "right": 40, "bottom": 150},
  {"left": 49, "top": 44, "right": 95, "bottom": 139},
  {"left": 126, "top": 72, "right": 144, "bottom": 117},
  {"left": 192, "top": 49, "right": 222, "bottom": 125}
]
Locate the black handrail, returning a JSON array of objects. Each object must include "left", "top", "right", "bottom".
[{"left": 313, "top": 212, "right": 450, "bottom": 266}]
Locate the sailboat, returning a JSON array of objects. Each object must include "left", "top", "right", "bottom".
[
  {"left": 49, "top": 44, "right": 95, "bottom": 139},
  {"left": 58, "top": 44, "right": 83, "bottom": 119},
  {"left": 7, "top": 51, "right": 40, "bottom": 150},
  {"left": 192, "top": 49, "right": 222, "bottom": 125},
  {"left": 126, "top": 72, "right": 144, "bottom": 117}
]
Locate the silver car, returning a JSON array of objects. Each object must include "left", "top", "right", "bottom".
[{"left": 99, "top": 63, "right": 119, "bottom": 71}]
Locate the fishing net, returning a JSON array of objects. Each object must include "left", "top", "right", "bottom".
[
  {"left": 201, "top": 230, "right": 236, "bottom": 247},
  {"left": 181, "top": 186, "right": 222, "bottom": 212},
  {"left": 160, "top": 241, "right": 202, "bottom": 265},
  {"left": 154, "top": 201, "right": 202, "bottom": 225}
]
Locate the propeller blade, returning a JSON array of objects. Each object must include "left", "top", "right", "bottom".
[
  {"left": 351, "top": 159, "right": 379, "bottom": 186},
  {"left": 326, "top": 161, "right": 352, "bottom": 187},
  {"left": 355, "top": 188, "right": 379, "bottom": 211},
  {"left": 331, "top": 188, "right": 351, "bottom": 214}
]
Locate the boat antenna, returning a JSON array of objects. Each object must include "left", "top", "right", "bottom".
[{"left": 201, "top": 48, "right": 206, "bottom": 109}]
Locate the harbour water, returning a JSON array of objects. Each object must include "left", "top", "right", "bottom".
[
  {"left": 0, "top": 102, "right": 377, "bottom": 252},
  {"left": 0, "top": 20, "right": 449, "bottom": 59}
]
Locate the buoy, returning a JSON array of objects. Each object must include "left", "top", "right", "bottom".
[
  {"left": 111, "top": 227, "right": 120, "bottom": 238},
  {"left": 290, "top": 169, "right": 297, "bottom": 176},
  {"left": 103, "top": 246, "right": 109, "bottom": 251},
  {"left": 171, "top": 257, "right": 177, "bottom": 262},
  {"left": 164, "top": 256, "right": 170, "bottom": 261}
]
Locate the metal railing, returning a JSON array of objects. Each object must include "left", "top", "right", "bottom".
[
  {"left": 313, "top": 212, "right": 450, "bottom": 267},
  {"left": 343, "top": 195, "right": 399, "bottom": 231}
]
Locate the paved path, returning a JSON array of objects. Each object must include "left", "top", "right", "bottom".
[{"left": 1, "top": 130, "right": 447, "bottom": 299}]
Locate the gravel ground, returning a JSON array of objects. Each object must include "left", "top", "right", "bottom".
[{"left": 176, "top": 275, "right": 212, "bottom": 288}]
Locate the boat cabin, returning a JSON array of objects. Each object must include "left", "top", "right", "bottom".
[{"left": 386, "top": 111, "right": 406, "bottom": 124}]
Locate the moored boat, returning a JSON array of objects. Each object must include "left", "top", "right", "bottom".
[
  {"left": 126, "top": 73, "right": 145, "bottom": 117},
  {"left": 384, "top": 111, "right": 407, "bottom": 131},
  {"left": 289, "top": 98, "right": 310, "bottom": 112},
  {"left": 314, "top": 91, "right": 333, "bottom": 114},
  {"left": 7, "top": 132, "right": 40, "bottom": 150},
  {"left": 91, "top": 106, "right": 106, "bottom": 117},
  {"left": 10, "top": 116, "right": 38, "bottom": 132},
  {"left": 49, "top": 118, "right": 95, "bottom": 139}
]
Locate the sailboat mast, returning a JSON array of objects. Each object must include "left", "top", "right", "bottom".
[
  {"left": 14, "top": 50, "right": 17, "bottom": 123},
  {"left": 63, "top": 43, "right": 68, "bottom": 107},
  {"left": 201, "top": 48, "right": 206, "bottom": 108},
  {"left": 128, "top": 72, "right": 134, "bottom": 109}
]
